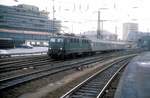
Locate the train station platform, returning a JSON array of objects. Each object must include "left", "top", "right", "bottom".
[{"left": 114, "top": 52, "right": 150, "bottom": 98}]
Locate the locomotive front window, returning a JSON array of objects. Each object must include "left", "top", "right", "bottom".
[
  {"left": 50, "top": 38, "right": 56, "bottom": 42},
  {"left": 57, "top": 38, "right": 63, "bottom": 43},
  {"left": 50, "top": 38, "right": 64, "bottom": 43}
]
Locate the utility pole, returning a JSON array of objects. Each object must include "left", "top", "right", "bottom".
[
  {"left": 96, "top": 8, "right": 108, "bottom": 39},
  {"left": 115, "top": 25, "right": 117, "bottom": 35},
  {"left": 71, "top": 24, "right": 73, "bottom": 33},
  {"left": 101, "top": 20, "right": 103, "bottom": 35},
  {"left": 52, "top": 0, "right": 55, "bottom": 36},
  {"left": 97, "top": 10, "right": 101, "bottom": 39}
]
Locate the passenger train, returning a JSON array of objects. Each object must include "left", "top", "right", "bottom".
[{"left": 47, "top": 35, "right": 128, "bottom": 59}]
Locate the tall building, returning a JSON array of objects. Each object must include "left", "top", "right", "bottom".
[
  {"left": 0, "top": 4, "right": 61, "bottom": 46},
  {"left": 123, "top": 23, "right": 138, "bottom": 40}
]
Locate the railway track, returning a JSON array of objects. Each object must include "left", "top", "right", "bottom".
[
  {"left": 0, "top": 57, "right": 57, "bottom": 73},
  {"left": 0, "top": 52, "right": 117, "bottom": 81},
  {"left": 60, "top": 57, "right": 132, "bottom": 98},
  {"left": 0, "top": 52, "right": 117, "bottom": 73},
  {"left": 0, "top": 55, "right": 49, "bottom": 65},
  {"left": 0, "top": 51, "right": 134, "bottom": 73},
  {"left": 0, "top": 53, "right": 122, "bottom": 91},
  {"left": 99, "top": 64, "right": 126, "bottom": 98}
]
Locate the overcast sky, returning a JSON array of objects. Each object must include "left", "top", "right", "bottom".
[{"left": 0, "top": 0, "right": 150, "bottom": 39}]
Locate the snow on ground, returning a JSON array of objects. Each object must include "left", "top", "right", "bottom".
[
  {"left": 7, "top": 47, "right": 48, "bottom": 54},
  {"left": 0, "top": 47, "right": 48, "bottom": 57}
]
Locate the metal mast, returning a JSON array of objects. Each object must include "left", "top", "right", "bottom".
[
  {"left": 52, "top": 0, "right": 55, "bottom": 35},
  {"left": 97, "top": 10, "right": 101, "bottom": 39}
]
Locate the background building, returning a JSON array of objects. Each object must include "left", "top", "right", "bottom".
[
  {"left": 0, "top": 4, "right": 61, "bottom": 47},
  {"left": 0, "top": 4, "right": 61, "bottom": 32},
  {"left": 82, "top": 30, "right": 118, "bottom": 41},
  {"left": 128, "top": 31, "right": 150, "bottom": 42},
  {"left": 123, "top": 23, "right": 138, "bottom": 40}
]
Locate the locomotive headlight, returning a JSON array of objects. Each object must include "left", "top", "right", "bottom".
[{"left": 60, "top": 48, "right": 62, "bottom": 50}]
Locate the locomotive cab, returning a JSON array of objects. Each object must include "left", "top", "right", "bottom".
[{"left": 48, "top": 37, "right": 65, "bottom": 58}]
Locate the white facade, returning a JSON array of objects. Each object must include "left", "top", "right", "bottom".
[
  {"left": 83, "top": 30, "right": 118, "bottom": 41},
  {"left": 123, "top": 23, "right": 138, "bottom": 40}
]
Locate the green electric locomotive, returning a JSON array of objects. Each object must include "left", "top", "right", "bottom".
[{"left": 47, "top": 36, "right": 91, "bottom": 59}]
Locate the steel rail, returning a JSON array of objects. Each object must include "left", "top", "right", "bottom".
[
  {"left": 0, "top": 58, "right": 56, "bottom": 73},
  {"left": 0, "top": 55, "right": 48, "bottom": 66},
  {"left": 0, "top": 52, "right": 115, "bottom": 73},
  {"left": 0, "top": 55, "right": 114, "bottom": 90},
  {"left": 60, "top": 57, "right": 132, "bottom": 98},
  {"left": 96, "top": 60, "right": 128, "bottom": 98}
]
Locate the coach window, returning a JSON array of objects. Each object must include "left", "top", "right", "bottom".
[
  {"left": 77, "top": 39, "right": 79, "bottom": 43},
  {"left": 66, "top": 38, "right": 69, "bottom": 43},
  {"left": 83, "top": 40, "right": 85, "bottom": 43},
  {"left": 74, "top": 38, "right": 76, "bottom": 43},
  {"left": 86, "top": 40, "right": 88, "bottom": 43},
  {"left": 82, "top": 40, "right": 84, "bottom": 43},
  {"left": 74, "top": 39, "right": 76, "bottom": 43},
  {"left": 72, "top": 38, "right": 74, "bottom": 43},
  {"left": 74, "top": 38, "right": 77, "bottom": 43},
  {"left": 76, "top": 39, "right": 78, "bottom": 43},
  {"left": 70, "top": 38, "right": 73, "bottom": 43},
  {"left": 87, "top": 40, "right": 89, "bottom": 43}
]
